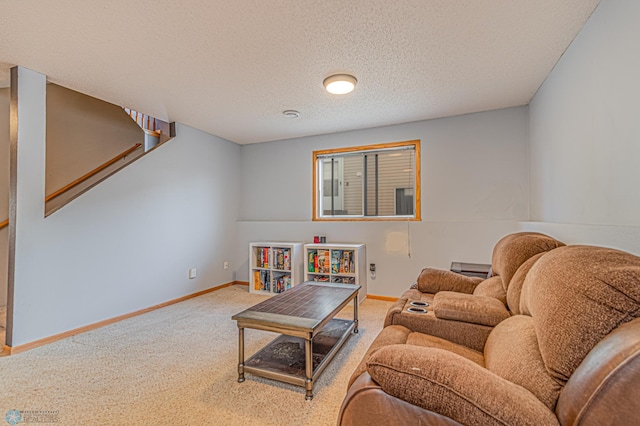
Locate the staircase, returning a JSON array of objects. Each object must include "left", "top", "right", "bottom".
[{"left": 123, "top": 107, "right": 175, "bottom": 152}]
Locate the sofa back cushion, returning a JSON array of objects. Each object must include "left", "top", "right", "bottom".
[
  {"left": 507, "top": 252, "right": 544, "bottom": 315},
  {"left": 520, "top": 245, "right": 640, "bottom": 384},
  {"left": 472, "top": 276, "right": 506, "bottom": 305},
  {"left": 484, "top": 315, "right": 562, "bottom": 410},
  {"left": 491, "top": 232, "right": 565, "bottom": 292}
]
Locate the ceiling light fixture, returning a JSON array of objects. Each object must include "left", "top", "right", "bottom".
[
  {"left": 283, "top": 110, "right": 300, "bottom": 118},
  {"left": 323, "top": 74, "right": 357, "bottom": 95}
]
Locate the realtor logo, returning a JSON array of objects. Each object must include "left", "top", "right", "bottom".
[
  {"left": 5, "top": 410, "right": 22, "bottom": 425},
  {"left": 4, "top": 409, "right": 58, "bottom": 424}
]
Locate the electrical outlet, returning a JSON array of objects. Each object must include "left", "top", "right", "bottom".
[
  {"left": 223, "top": 261, "right": 229, "bottom": 270},
  {"left": 188, "top": 268, "right": 197, "bottom": 279}
]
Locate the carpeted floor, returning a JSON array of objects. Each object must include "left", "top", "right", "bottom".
[
  {"left": 0, "top": 285, "right": 391, "bottom": 425},
  {"left": 0, "top": 305, "right": 6, "bottom": 351}
]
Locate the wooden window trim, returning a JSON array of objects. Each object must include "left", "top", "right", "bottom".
[{"left": 312, "top": 139, "right": 421, "bottom": 221}]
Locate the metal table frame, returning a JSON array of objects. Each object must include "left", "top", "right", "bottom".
[{"left": 232, "top": 282, "right": 360, "bottom": 400}]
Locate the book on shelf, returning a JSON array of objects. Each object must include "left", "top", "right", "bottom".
[
  {"left": 318, "top": 250, "right": 330, "bottom": 273},
  {"left": 259, "top": 270, "right": 270, "bottom": 291},
  {"left": 253, "top": 270, "right": 261, "bottom": 291},
  {"left": 256, "top": 247, "right": 270, "bottom": 268},
  {"left": 285, "top": 276, "right": 292, "bottom": 290},
  {"left": 273, "top": 274, "right": 291, "bottom": 293},
  {"left": 308, "top": 251, "right": 315, "bottom": 272},
  {"left": 283, "top": 249, "right": 290, "bottom": 270},
  {"left": 273, "top": 249, "right": 284, "bottom": 270},
  {"left": 341, "top": 250, "right": 354, "bottom": 273},
  {"left": 331, "top": 250, "right": 342, "bottom": 274}
]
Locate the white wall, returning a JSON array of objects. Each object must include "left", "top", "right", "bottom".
[
  {"left": 238, "top": 107, "right": 529, "bottom": 297},
  {"left": 9, "top": 67, "right": 241, "bottom": 347},
  {"left": 0, "top": 87, "right": 8, "bottom": 306},
  {"left": 527, "top": 0, "right": 640, "bottom": 253}
]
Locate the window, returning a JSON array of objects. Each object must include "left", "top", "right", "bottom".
[{"left": 313, "top": 140, "right": 420, "bottom": 221}]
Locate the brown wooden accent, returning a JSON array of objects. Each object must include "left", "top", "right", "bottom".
[
  {"left": 3, "top": 280, "right": 241, "bottom": 355},
  {"left": 312, "top": 139, "right": 421, "bottom": 221},
  {"left": 45, "top": 143, "right": 143, "bottom": 202},
  {"left": 366, "top": 294, "right": 399, "bottom": 302},
  {"left": 0, "top": 218, "right": 7, "bottom": 230}
]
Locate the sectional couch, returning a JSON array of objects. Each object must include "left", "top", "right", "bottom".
[{"left": 338, "top": 241, "right": 640, "bottom": 425}]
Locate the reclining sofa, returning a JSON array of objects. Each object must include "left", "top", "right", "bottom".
[
  {"left": 338, "top": 245, "right": 640, "bottom": 425},
  {"left": 385, "top": 232, "right": 565, "bottom": 351}
]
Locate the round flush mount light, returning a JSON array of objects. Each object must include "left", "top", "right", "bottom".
[
  {"left": 282, "top": 110, "right": 300, "bottom": 118},
  {"left": 323, "top": 74, "right": 357, "bottom": 95}
]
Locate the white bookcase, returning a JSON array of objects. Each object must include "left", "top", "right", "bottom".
[
  {"left": 249, "top": 242, "right": 304, "bottom": 296},
  {"left": 303, "top": 243, "right": 367, "bottom": 302}
]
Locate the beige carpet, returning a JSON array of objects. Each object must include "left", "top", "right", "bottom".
[
  {"left": 0, "top": 305, "right": 5, "bottom": 351},
  {"left": 0, "top": 285, "right": 391, "bottom": 425}
]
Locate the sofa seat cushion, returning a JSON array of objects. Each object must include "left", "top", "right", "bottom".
[
  {"left": 367, "top": 345, "right": 559, "bottom": 426},
  {"left": 347, "top": 325, "right": 411, "bottom": 388},
  {"left": 406, "top": 332, "right": 484, "bottom": 367},
  {"left": 434, "top": 292, "right": 511, "bottom": 327},
  {"left": 471, "top": 276, "right": 507, "bottom": 305},
  {"left": 484, "top": 315, "right": 562, "bottom": 410}
]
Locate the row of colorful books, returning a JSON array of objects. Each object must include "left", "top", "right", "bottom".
[
  {"left": 253, "top": 270, "right": 292, "bottom": 293},
  {"left": 254, "top": 247, "right": 291, "bottom": 270},
  {"left": 273, "top": 275, "right": 292, "bottom": 293},
  {"left": 273, "top": 248, "right": 291, "bottom": 270},
  {"left": 308, "top": 249, "right": 355, "bottom": 274},
  {"left": 253, "top": 270, "right": 271, "bottom": 291},
  {"left": 255, "top": 247, "right": 270, "bottom": 268}
]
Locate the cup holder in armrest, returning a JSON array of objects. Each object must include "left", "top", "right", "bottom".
[
  {"left": 410, "top": 301, "right": 429, "bottom": 308},
  {"left": 407, "top": 307, "right": 428, "bottom": 314}
]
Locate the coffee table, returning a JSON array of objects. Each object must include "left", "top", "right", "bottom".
[{"left": 232, "top": 281, "right": 360, "bottom": 400}]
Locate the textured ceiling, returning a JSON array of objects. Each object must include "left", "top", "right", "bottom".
[{"left": 0, "top": 1, "right": 600, "bottom": 144}]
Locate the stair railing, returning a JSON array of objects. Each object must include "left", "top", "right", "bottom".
[{"left": 1, "top": 142, "right": 143, "bottom": 226}]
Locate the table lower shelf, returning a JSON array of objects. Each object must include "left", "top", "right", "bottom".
[{"left": 243, "top": 318, "right": 355, "bottom": 387}]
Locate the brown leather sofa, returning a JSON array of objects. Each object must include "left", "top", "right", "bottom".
[
  {"left": 385, "top": 232, "right": 565, "bottom": 351},
  {"left": 339, "top": 245, "right": 640, "bottom": 425}
]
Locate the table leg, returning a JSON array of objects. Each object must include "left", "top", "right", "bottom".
[
  {"left": 354, "top": 294, "right": 359, "bottom": 333},
  {"left": 238, "top": 327, "right": 245, "bottom": 383},
  {"left": 305, "top": 338, "right": 313, "bottom": 400}
]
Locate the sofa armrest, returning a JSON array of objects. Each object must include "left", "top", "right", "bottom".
[
  {"left": 367, "top": 345, "right": 559, "bottom": 426},
  {"left": 338, "top": 372, "right": 463, "bottom": 426},
  {"left": 416, "top": 268, "right": 483, "bottom": 295},
  {"left": 433, "top": 292, "right": 510, "bottom": 327},
  {"left": 383, "top": 298, "right": 407, "bottom": 328}
]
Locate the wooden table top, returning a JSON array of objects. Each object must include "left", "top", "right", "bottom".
[{"left": 232, "top": 282, "right": 360, "bottom": 332}]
